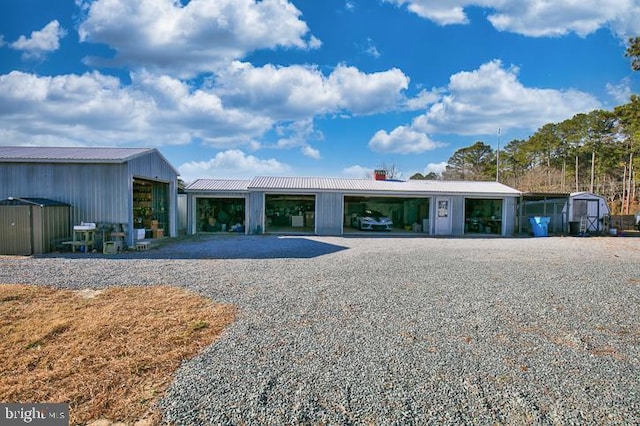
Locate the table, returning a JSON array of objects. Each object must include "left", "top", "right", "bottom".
[{"left": 63, "top": 227, "right": 96, "bottom": 252}]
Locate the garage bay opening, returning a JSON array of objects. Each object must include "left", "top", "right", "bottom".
[
  {"left": 196, "top": 198, "right": 245, "bottom": 233},
  {"left": 464, "top": 198, "right": 503, "bottom": 235},
  {"left": 344, "top": 196, "right": 430, "bottom": 233},
  {"left": 265, "top": 194, "right": 315, "bottom": 233}
]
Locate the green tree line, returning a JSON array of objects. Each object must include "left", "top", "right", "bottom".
[{"left": 413, "top": 37, "right": 640, "bottom": 214}]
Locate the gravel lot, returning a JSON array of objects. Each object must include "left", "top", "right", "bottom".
[{"left": 1, "top": 235, "right": 639, "bottom": 424}]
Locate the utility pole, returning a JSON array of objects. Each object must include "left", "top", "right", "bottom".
[{"left": 496, "top": 128, "right": 500, "bottom": 182}]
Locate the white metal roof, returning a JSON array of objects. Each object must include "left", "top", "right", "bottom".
[
  {"left": 0, "top": 146, "right": 155, "bottom": 163},
  {"left": 570, "top": 191, "right": 606, "bottom": 199},
  {"left": 246, "top": 176, "right": 522, "bottom": 196},
  {"left": 185, "top": 179, "right": 251, "bottom": 192}
]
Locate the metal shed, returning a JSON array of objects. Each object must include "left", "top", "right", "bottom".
[
  {"left": 565, "top": 192, "right": 611, "bottom": 233},
  {"left": 0, "top": 146, "right": 179, "bottom": 247},
  {"left": 0, "top": 197, "right": 71, "bottom": 255}
]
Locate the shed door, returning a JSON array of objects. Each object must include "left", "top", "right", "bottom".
[
  {"left": 434, "top": 197, "right": 452, "bottom": 235},
  {"left": 573, "top": 199, "right": 600, "bottom": 231},
  {"left": 0, "top": 206, "right": 32, "bottom": 255}
]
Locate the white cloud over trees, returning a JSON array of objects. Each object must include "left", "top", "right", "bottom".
[{"left": 371, "top": 60, "right": 601, "bottom": 154}]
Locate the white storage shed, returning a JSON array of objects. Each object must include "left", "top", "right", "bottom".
[{"left": 565, "top": 192, "right": 610, "bottom": 233}]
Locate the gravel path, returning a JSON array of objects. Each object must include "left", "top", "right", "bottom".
[{"left": 2, "top": 236, "right": 639, "bottom": 424}]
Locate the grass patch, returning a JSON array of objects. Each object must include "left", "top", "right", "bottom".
[{"left": 0, "top": 284, "right": 236, "bottom": 425}]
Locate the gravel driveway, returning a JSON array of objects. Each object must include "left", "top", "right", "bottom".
[{"left": 2, "top": 235, "right": 639, "bottom": 424}]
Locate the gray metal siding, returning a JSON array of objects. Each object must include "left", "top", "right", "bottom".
[
  {"left": 0, "top": 162, "right": 130, "bottom": 227},
  {"left": 178, "top": 194, "right": 187, "bottom": 234},
  {"left": 503, "top": 197, "right": 517, "bottom": 236},
  {"left": 316, "top": 192, "right": 343, "bottom": 235},
  {"left": 451, "top": 196, "right": 466, "bottom": 236},
  {"left": 127, "top": 151, "right": 178, "bottom": 181},
  {"left": 248, "top": 191, "right": 265, "bottom": 234}
]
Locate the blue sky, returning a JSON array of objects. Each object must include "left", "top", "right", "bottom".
[{"left": 0, "top": 0, "right": 638, "bottom": 182}]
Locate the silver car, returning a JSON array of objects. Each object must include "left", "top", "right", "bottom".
[{"left": 353, "top": 209, "right": 393, "bottom": 231}]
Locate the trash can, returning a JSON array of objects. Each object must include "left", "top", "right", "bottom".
[
  {"left": 569, "top": 221, "right": 580, "bottom": 236},
  {"left": 529, "top": 216, "right": 550, "bottom": 237}
]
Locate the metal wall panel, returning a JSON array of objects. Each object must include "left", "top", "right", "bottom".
[
  {"left": 0, "top": 206, "right": 31, "bottom": 255},
  {"left": 178, "top": 194, "right": 187, "bottom": 234},
  {"left": 503, "top": 197, "right": 517, "bottom": 236},
  {"left": 450, "top": 196, "right": 465, "bottom": 236},
  {"left": 39, "top": 205, "right": 71, "bottom": 253},
  {"left": 316, "top": 192, "right": 343, "bottom": 235},
  {"left": 0, "top": 162, "right": 129, "bottom": 228},
  {"left": 248, "top": 191, "right": 265, "bottom": 234}
]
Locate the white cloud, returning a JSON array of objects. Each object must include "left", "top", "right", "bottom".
[
  {"left": 274, "top": 119, "right": 322, "bottom": 155},
  {"left": 301, "top": 145, "right": 321, "bottom": 159},
  {"left": 0, "top": 70, "right": 271, "bottom": 147},
  {"left": 403, "top": 88, "right": 441, "bottom": 111},
  {"left": 411, "top": 60, "right": 600, "bottom": 135},
  {"left": 371, "top": 60, "right": 600, "bottom": 156},
  {"left": 385, "top": 1, "right": 640, "bottom": 38},
  {"left": 424, "top": 161, "right": 448, "bottom": 175},
  {"left": 342, "top": 165, "right": 372, "bottom": 178},
  {"left": 365, "top": 38, "right": 380, "bottom": 58},
  {"left": 328, "top": 65, "right": 409, "bottom": 115},
  {"left": 10, "top": 20, "right": 67, "bottom": 60},
  {"left": 77, "top": 0, "right": 317, "bottom": 77},
  {"left": 369, "top": 126, "right": 445, "bottom": 154},
  {"left": 178, "top": 149, "right": 290, "bottom": 181},
  {"left": 0, "top": 60, "right": 410, "bottom": 152},
  {"left": 606, "top": 79, "right": 633, "bottom": 104},
  {"left": 217, "top": 61, "right": 409, "bottom": 119}
]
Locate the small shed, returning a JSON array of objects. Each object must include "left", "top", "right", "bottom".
[
  {"left": 0, "top": 197, "right": 71, "bottom": 255},
  {"left": 565, "top": 192, "right": 610, "bottom": 233}
]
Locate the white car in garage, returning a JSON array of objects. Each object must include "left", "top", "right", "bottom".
[{"left": 352, "top": 209, "right": 393, "bottom": 231}]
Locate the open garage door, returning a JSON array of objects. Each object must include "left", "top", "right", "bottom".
[
  {"left": 344, "top": 196, "right": 430, "bottom": 234},
  {"left": 196, "top": 197, "right": 246, "bottom": 233},
  {"left": 265, "top": 194, "right": 315, "bottom": 234}
]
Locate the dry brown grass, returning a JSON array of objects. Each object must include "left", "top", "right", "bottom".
[{"left": 0, "top": 284, "right": 236, "bottom": 425}]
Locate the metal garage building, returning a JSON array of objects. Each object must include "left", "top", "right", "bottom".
[
  {"left": 0, "top": 147, "right": 179, "bottom": 248},
  {"left": 185, "top": 177, "right": 522, "bottom": 237}
]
